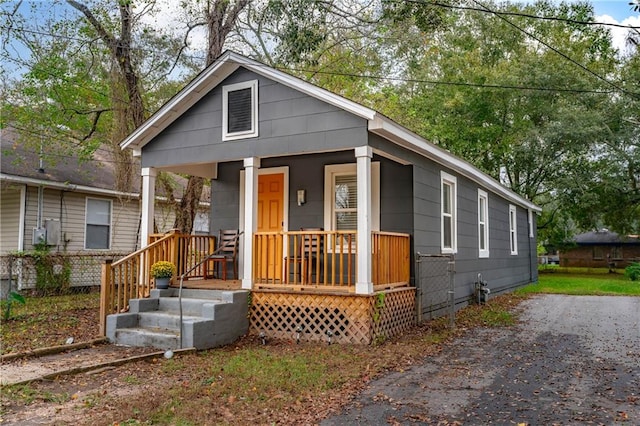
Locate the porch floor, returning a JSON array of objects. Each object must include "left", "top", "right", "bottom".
[
  {"left": 172, "top": 278, "right": 411, "bottom": 294},
  {"left": 173, "top": 278, "right": 242, "bottom": 291}
]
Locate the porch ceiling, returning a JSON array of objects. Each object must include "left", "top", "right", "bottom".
[{"left": 159, "top": 162, "right": 218, "bottom": 179}]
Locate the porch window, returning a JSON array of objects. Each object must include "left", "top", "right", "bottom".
[
  {"left": 85, "top": 198, "right": 111, "bottom": 249},
  {"left": 509, "top": 204, "right": 518, "bottom": 255},
  {"left": 324, "top": 163, "right": 380, "bottom": 249},
  {"left": 478, "top": 189, "right": 489, "bottom": 258},
  {"left": 441, "top": 171, "right": 457, "bottom": 254},
  {"left": 222, "top": 80, "right": 258, "bottom": 141}
]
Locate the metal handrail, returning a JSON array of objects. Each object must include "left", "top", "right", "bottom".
[{"left": 177, "top": 231, "right": 243, "bottom": 348}]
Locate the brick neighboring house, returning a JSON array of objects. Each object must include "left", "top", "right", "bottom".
[{"left": 559, "top": 230, "right": 640, "bottom": 269}]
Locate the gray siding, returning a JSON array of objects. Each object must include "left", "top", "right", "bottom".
[
  {"left": 210, "top": 161, "right": 243, "bottom": 232},
  {"left": 210, "top": 152, "right": 413, "bottom": 236},
  {"left": 370, "top": 133, "right": 536, "bottom": 302},
  {"left": 142, "top": 68, "right": 368, "bottom": 167}
]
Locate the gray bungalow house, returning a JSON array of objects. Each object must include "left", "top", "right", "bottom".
[{"left": 105, "top": 51, "right": 540, "bottom": 347}]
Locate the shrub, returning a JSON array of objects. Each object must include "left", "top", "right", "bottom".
[
  {"left": 150, "top": 261, "right": 176, "bottom": 278},
  {"left": 19, "top": 243, "right": 72, "bottom": 296},
  {"left": 625, "top": 263, "right": 640, "bottom": 281}
]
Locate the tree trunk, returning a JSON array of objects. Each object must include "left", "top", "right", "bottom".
[
  {"left": 173, "top": 0, "right": 248, "bottom": 233},
  {"left": 66, "top": 0, "right": 146, "bottom": 194}
]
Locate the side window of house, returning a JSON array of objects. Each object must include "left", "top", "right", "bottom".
[
  {"left": 509, "top": 204, "right": 518, "bottom": 255},
  {"left": 324, "top": 163, "right": 380, "bottom": 250},
  {"left": 478, "top": 189, "right": 489, "bottom": 258},
  {"left": 593, "top": 247, "right": 603, "bottom": 259},
  {"left": 611, "top": 246, "right": 622, "bottom": 260},
  {"left": 85, "top": 198, "right": 111, "bottom": 249},
  {"left": 441, "top": 171, "right": 457, "bottom": 254},
  {"left": 222, "top": 80, "right": 258, "bottom": 140}
]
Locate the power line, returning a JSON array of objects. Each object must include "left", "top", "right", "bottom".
[
  {"left": 469, "top": 0, "right": 633, "bottom": 96},
  {"left": 270, "top": 64, "right": 618, "bottom": 95},
  {"left": 403, "top": 0, "right": 640, "bottom": 29}
]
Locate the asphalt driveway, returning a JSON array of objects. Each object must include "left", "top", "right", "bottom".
[{"left": 322, "top": 295, "right": 640, "bottom": 425}]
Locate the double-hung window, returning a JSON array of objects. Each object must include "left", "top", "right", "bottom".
[
  {"left": 509, "top": 204, "right": 518, "bottom": 255},
  {"left": 478, "top": 189, "right": 489, "bottom": 258},
  {"left": 222, "top": 80, "right": 258, "bottom": 140},
  {"left": 324, "top": 163, "right": 380, "bottom": 251},
  {"left": 441, "top": 171, "right": 457, "bottom": 253},
  {"left": 85, "top": 198, "right": 111, "bottom": 249}
]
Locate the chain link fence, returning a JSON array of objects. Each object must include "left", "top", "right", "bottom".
[
  {"left": 415, "top": 253, "right": 455, "bottom": 329},
  {"left": 1, "top": 252, "right": 128, "bottom": 297}
]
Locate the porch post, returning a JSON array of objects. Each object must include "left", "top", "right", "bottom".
[
  {"left": 242, "top": 157, "right": 260, "bottom": 290},
  {"left": 140, "top": 167, "right": 156, "bottom": 248},
  {"left": 355, "top": 146, "right": 373, "bottom": 294}
]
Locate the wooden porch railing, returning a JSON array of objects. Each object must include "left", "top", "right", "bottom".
[
  {"left": 372, "top": 231, "right": 411, "bottom": 290},
  {"left": 252, "top": 230, "right": 410, "bottom": 292},
  {"left": 99, "top": 230, "right": 216, "bottom": 334}
]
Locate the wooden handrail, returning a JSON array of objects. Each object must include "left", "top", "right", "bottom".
[{"left": 99, "top": 230, "right": 216, "bottom": 336}]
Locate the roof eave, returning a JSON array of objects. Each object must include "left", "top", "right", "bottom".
[
  {"left": 368, "top": 114, "right": 542, "bottom": 213},
  {"left": 1, "top": 173, "right": 140, "bottom": 198}
]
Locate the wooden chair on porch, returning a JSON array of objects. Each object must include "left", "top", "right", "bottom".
[
  {"left": 208, "top": 229, "right": 239, "bottom": 280},
  {"left": 286, "top": 228, "right": 323, "bottom": 284}
]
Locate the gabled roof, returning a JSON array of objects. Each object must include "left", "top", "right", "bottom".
[
  {"left": 574, "top": 230, "right": 640, "bottom": 245},
  {"left": 120, "top": 50, "right": 541, "bottom": 213}
]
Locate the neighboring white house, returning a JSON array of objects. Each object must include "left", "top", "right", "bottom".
[{"left": 0, "top": 128, "right": 209, "bottom": 292}]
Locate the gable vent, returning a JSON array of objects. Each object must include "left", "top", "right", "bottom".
[{"left": 227, "top": 87, "right": 252, "bottom": 133}]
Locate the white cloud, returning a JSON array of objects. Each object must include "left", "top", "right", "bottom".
[{"left": 597, "top": 14, "right": 640, "bottom": 56}]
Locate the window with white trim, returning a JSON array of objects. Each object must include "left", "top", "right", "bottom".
[
  {"left": 441, "top": 171, "right": 457, "bottom": 253},
  {"left": 324, "top": 163, "right": 380, "bottom": 251},
  {"left": 478, "top": 189, "right": 489, "bottom": 258},
  {"left": 85, "top": 198, "right": 111, "bottom": 249},
  {"left": 222, "top": 80, "right": 258, "bottom": 140},
  {"left": 509, "top": 204, "right": 518, "bottom": 255}
]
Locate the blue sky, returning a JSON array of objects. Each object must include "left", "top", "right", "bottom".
[{"left": 591, "top": 0, "right": 638, "bottom": 20}]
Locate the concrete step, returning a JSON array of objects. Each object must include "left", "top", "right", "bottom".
[
  {"left": 157, "top": 297, "right": 224, "bottom": 316},
  {"left": 106, "top": 290, "right": 250, "bottom": 351},
  {"left": 137, "top": 312, "right": 203, "bottom": 330},
  {"left": 115, "top": 327, "right": 180, "bottom": 350},
  {"left": 152, "top": 288, "right": 233, "bottom": 300}
]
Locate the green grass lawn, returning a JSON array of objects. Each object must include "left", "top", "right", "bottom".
[{"left": 519, "top": 273, "right": 640, "bottom": 296}]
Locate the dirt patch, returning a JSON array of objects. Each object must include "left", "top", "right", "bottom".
[
  {"left": 0, "top": 344, "right": 160, "bottom": 386},
  {"left": 321, "top": 295, "right": 640, "bottom": 425}
]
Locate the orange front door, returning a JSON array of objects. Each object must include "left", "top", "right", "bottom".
[{"left": 257, "top": 173, "right": 284, "bottom": 281}]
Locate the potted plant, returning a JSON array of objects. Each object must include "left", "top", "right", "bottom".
[{"left": 150, "top": 261, "right": 176, "bottom": 289}]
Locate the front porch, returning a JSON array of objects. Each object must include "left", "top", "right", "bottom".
[{"left": 100, "top": 229, "right": 415, "bottom": 345}]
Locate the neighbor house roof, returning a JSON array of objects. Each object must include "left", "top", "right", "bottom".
[
  {"left": 573, "top": 230, "right": 640, "bottom": 245},
  {"left": 1, "top": 127, "right": 139, "bottom": 198},
  {"left": 120, "top": 50, "right": 541, "bottom": 213},
  {"left": 1, "top": 127, "right": 210, "bottom": 204}
]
